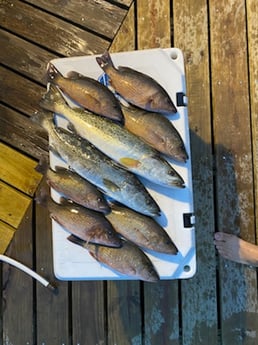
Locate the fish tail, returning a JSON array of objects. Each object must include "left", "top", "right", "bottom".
[
  {"left": 35, "top": 154, "right": 49, "bottom": 175},
  {"left": 46, "top": 63, "right": 62, "bottom": 84},
  {"left": 31, "top": 109, "right": 54, "bottom": 132},
  {"left": 96, "top": 51, "right": 114, "bottom": 70},
  {"left": 34, "top": 178, "right": 49, "bottom": 207},
  {"left": 39, "top": 84, "right": 66, "bottom": 113}
]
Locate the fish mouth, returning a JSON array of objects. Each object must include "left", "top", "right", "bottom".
[
  {"left": 105, "top": 240, "right": 122, "bottom": 248},
  {"left": 97, "top": 204, "right": 111, "bottom": 214}
]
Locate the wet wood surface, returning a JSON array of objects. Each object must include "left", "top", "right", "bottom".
[{"left": 0, "top": 0, "right": 257, "bottom": 344}]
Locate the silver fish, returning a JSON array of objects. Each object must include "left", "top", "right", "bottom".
[
  {"left": 32, "top": 110, "right": 160, "bottom": 217},
  {"left": 39, "top": 85, "right": 185, "bottom": 188},
  {"left": 96, "top": 51, "right": 177, "bottom": 114}
]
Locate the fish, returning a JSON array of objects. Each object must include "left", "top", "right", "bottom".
[
  {"left": 105, "top": 203, "right": 178, "bottom": 254},
  {"left": 32, "top": 110, "right": 161, "bottom": 217},
  {"left": 121, "top": 104, "right": 188, "bottom": 162},
  {"left": 68, "top": 235, "right": 160, "bottom": 282},
  {"left": 46, "top": 167, "right": 110, "bottom": 213},
  {"left": 39, "top": 85, "right": 185, "bottom": 188},
  {"left": 46, "top": 64, "right": 124, "bottom": 122},
  {"left": 96, "top": 51, "right": 177, "bottom": 114},
  {"left": 48, "top": 199, "right": 122, "bottom": 247}
]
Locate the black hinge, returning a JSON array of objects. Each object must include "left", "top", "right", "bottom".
[
  {"left": 183, "top": 213, "right": 195, "bottom": 228},
  {"left": 176, "top": 92, "right": 188, "bottom": 106}
]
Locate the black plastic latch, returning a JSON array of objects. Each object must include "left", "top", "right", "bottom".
[
  {"left": 176, "top": 92, "right": 188, "bottom": 107},
  {"left": 183, "top": 213, "right": 195, "bottom": 228}
]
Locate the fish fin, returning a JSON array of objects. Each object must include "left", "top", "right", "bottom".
[
  {"left": 103, "top": 179, "right": 121, "bottom": 192},
  {"left": 35, "top": 155, "right": 49, "bottom": 174},
  {"left": 145, "top": 97, "right": 155, "bottom": 110},
  {"left": 67, "top": 121, "right": 77, "bottom": 133},
  {"left": 96, "top": 51, "right": 114, "bottom": 69},
  {"left": 66, "top": 71, "right": 85, "bottom": 79},
  {"left": 58, "top": 196, "right": 74, "bottom": 206},
  {"left": 88, "top": 249, "right": 102, "bottom": 262},
  {"left": 34, "top": 180, "right": 49, "bottom": 207},
  {"left": 40, "top": 84, "right": 66, "bottom": 112},
  {"left": 119, "top": 157, "right": 141, "bottom": 168},
  {"left": 52, "top": 166, "right": 68, "bottom": 173},
  {"left": 46, "top": 63, "right": 62, "bottom": 83},
  {"left": 67, "top": 234, "right": 86, "bottom": 247},
  {"left": 48, "top": 145, "right": 62, "bottom": 159},
  {"left": 89, "top": 252, "right": 98, "bottom": 261},
  {"left": 31, "top": 109, "right": 54, "bottom": 131}
]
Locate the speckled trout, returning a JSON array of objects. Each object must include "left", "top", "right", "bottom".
[
  {"left": 96, "top": 51, "right": 177, "bottom": 114},
  {"left": 32, "top": 110, "right": 160, "bottom": 216},
  {"left": 40, "top": 85, "right": 185, "bottom": 188},
  {"left": 68, "top": 235, "right": 160, "bottom": 282}
]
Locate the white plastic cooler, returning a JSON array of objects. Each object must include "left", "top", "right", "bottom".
[{"left": 48, "top": 48, "right": 196, "bottom": 280}]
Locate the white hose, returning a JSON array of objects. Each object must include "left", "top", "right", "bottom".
[{"left": 0, "top": 254, "right": 56, "bottom": 291}]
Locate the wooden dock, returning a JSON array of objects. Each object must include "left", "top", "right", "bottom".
[{"left": 0, "top": 0, "right": 257, "bottom": 344}]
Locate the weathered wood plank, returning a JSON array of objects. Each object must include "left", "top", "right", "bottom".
[
  {"left": 111, "top": 2, "right": 181, "bottom": 344},
  {"left": 107, "top": 6, "right": 143, "bottom": 345},
  {"left": 72, "top": 281, "right": 106, "bottom": 345},
  {"left": 0, "top": 263, "right": 2, "bottom": 344},
  {"left": 110, "top": 3, "right": 136, "bottom": 53},
  {"left": 246, "top": 0, "right": 258, "bottom": 236},
  {"left": 111, "top": 2, "right": 180, "bottom": 344},
  {"left": 2, "top": 204, "right": 34, "bottom": 344},
  {"left": 137, "top": 0, "right": 171, "bottom": 49},
  {"left": 173, "top": 1, "right": 218, "bottom": 343},
  {"left": 0, "top": 142, "right": 42, "bottom": 196},
  {"left": 113, "top": 0, "right": 133, "bottom": 7},
  {"left": 108, "top": 3, "right": 180, "bottom": 345},
  {"left": 25, "top": 0, "right": 128, "bottom": 40},
  {"left": 144, "top": 281, "right": 180, "bottom": 345},
  {"left": 0, "top": 181, "right": 32, "bottom": 229},
  {"left": 0, "top": 221, "right": 15, "bottom": 255},
  {"left": 0, "top": 0, "right": 109, "bottom": 56},
  {"left": 35, "top": 187, "right": 70, "bottom": 344},
  {"left": 209, "top": 0, "right": 258, "bottom": 344},
  {"left": 0, "top": 104, "right": 48, "bottom": 160},
  {"left": 0, "top": 66, "right": 44, "bottom": 115},
  {"left": 107, "top": 281, "right": 142, "bottom": 345},
  {"left": 0, "top": 29, "right": 57, "bottom": 84}
]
